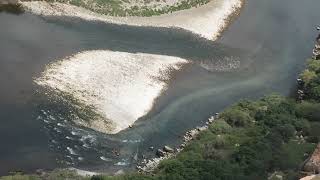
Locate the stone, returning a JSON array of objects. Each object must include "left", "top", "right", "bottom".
[
  {"left": 300, "top": 175, "right": 319, "bottom": 180},
  {"left": 303, "top": 143, "right": 320, "bottom": 173},
  {"left": 275, "top": 175, "right": 283, "bottom": 180},
  {"left": 197, "top": 126, "right": 207, "bottom": 131},
  {"left": 163, "top": 146, "right": 174, "bottom": 153},
  {"left": 156, "top": 149, "right": 166, "bottom": 157}
]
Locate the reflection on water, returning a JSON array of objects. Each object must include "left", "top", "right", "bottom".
[{"left": 1, "top": 0, "right": 320, "bottom": 175}]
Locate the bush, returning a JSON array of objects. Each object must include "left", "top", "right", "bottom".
[
  {"left": 296, "top": 101, "right": 320, "bottom": 121},
  {"left": 310, "top": 85, "right": 320, "bottom": 101},
  {"left": 158, "top": 159, "right": 185, "bottom": 175},
  {"left": 307, "top": 59, "right": 320, "bottom": 73},
  {"left": 293, "top": 118, "right": 311, "bottom": 135},
  {"left": 300, "top": 70, "right": 317, "bottom": 86},
  {"left": 276, "top": 141, "right": 315, "bottom": 170},
  {"left": 309, "top": 122, "right": 320, "bottom": 137},
  {"left": 221, "top": 109, "right": 253, "bottom": 127},
  {"left": 209, "top": 120, "right": 232, "bottom": 134},
  {"left": 277, "top": 124, "right": 296, "bottom": 142}
]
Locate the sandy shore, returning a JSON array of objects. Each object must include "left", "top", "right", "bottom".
[
  {"left": 22, "top": 0, "right": 242, "bottom": 40},
  {"left": 34, "top": 50, "right": 188, "bottom": 134}
]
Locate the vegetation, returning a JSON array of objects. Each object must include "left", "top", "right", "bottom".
[
  {"left": 300, "top": 59, "right": 320, "bottom": 101},
  {"left": 0, "top": 169, "right": 88, "bottom": 180},
  {"left": 97, "top": 95, "right": 317, "bottom": 180},
  {"left": 40, "top": 0, "right": 210, "bottom": 17}
]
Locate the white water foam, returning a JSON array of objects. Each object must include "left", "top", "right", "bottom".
[
  {"left": 115, "top": 161, "right": 130, "bottom": 166},
  {"left": 34, "top": 50, "right": 188, "bottom": 134}
]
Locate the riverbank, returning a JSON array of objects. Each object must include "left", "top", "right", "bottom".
[
  {"left": 136, "top": 31, "right": 320, "bottom": 179},
  {"left": 21, "top": 0, "right": 243, "bottom": 40},
  {"left": 35, "top": 0, "right": 211, "bottom": 17}
]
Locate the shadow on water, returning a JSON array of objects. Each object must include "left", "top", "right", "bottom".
[
  {"left": 39, "top": 14, "right": 253, "bottom": 72},
  {"left": 0, "top": 4, "right": 24, "bottom": 14}
]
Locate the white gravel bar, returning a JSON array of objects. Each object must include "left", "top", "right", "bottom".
[
  {"left": 22, "top": 0, "right": 242, "bottom": 40},
  {"left": 34, "top": 50, "right": 189, "bottom": 134}
]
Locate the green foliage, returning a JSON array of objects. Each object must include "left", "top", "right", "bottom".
[
  {"left": 307, "top": 59, "right": 320, "bottom": 73},
  {"left": 209, "top": 120, "right": 232, "bottom": 134},
  {"left": 0, "top": 170, "right": 88, "bottom": 180},
  {"left": 276, "top": 141, "right": 315, "bottom": 170},
  {"left": 301, "top": 69, "right": 317, "bottom": 85},
  {"left": 300, "top": 59, "right": 320, "bottom": 101},
  {"left": 221, "top": 108, "right": 253, "bottom": 127},
  {"left": 309, "top": 122, "right": 320, "bottom": 137},
  {"left": 50, "top": 0, "right": 210, "bottom": 17},
  {"left": 296, "top": 101, "right": 320, "bottom": 121}
]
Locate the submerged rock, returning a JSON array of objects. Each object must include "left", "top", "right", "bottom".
[{"left": 156, "top": 149, "right": 166, "bottom": 157}]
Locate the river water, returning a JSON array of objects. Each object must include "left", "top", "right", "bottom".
[{"left": 0, "top": 0, "right": 320, "bottom": 175}]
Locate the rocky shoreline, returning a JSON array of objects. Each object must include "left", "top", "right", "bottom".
[
  {"left": 139, "top": 30, "right": 320, "bottom": 177},
  {"left": 297, "top": 30, "right": 320, "bottom": 101},
  {"left": 297, "top": 30, "right": 320, "bottom": 180},
  {"left": 137, "top": 113, "right": 219, "bottom": 173}
]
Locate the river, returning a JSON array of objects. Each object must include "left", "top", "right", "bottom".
[{"left": 0, "top": 0, "right": 319, "bottom": 175}]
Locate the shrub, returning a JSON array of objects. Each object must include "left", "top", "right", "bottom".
[
  {"left": 310, "top": 85, "right": 320, "bottom": 101},
  {"left": 277, "top": 124, "right": 296, "bottom": 142},
  {"left": 307, "top": 59, "right": 320, "bottom": 73},
  {"left": 221, "top": 109, "right": 253, "bottom": 127},
  {"left": 296, "top": 101, "right": 320, "bottom": 121},
  {"left": 301, "top": 70, "right": 317, "bottom": 86},
  {"left": 209, "top": 120, "right": 232, "bottom": 134}
]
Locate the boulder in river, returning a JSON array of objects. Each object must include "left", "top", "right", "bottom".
[
  {"left": 163, "top": 146, "right": 174, "bottom": 153},
  {"left": 156, "top": 149, "right": 166, "bottom": 157}
]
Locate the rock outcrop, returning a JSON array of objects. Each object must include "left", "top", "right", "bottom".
[
  {"left": 163, "top": 146, "right": 174, "bottom": 153},
  {"left": 300, "top": 175, "right": 319, "bottom": 180},
  {"left": 313, "top": 34, "right": 320, "bottom": 60},
  {"left": 303, "top": 143, "right": 320, "bottom": 173}
]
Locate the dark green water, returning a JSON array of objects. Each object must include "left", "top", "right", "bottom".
[{"left": 0, "top": 0, "right": 320, "bottom": 175}]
